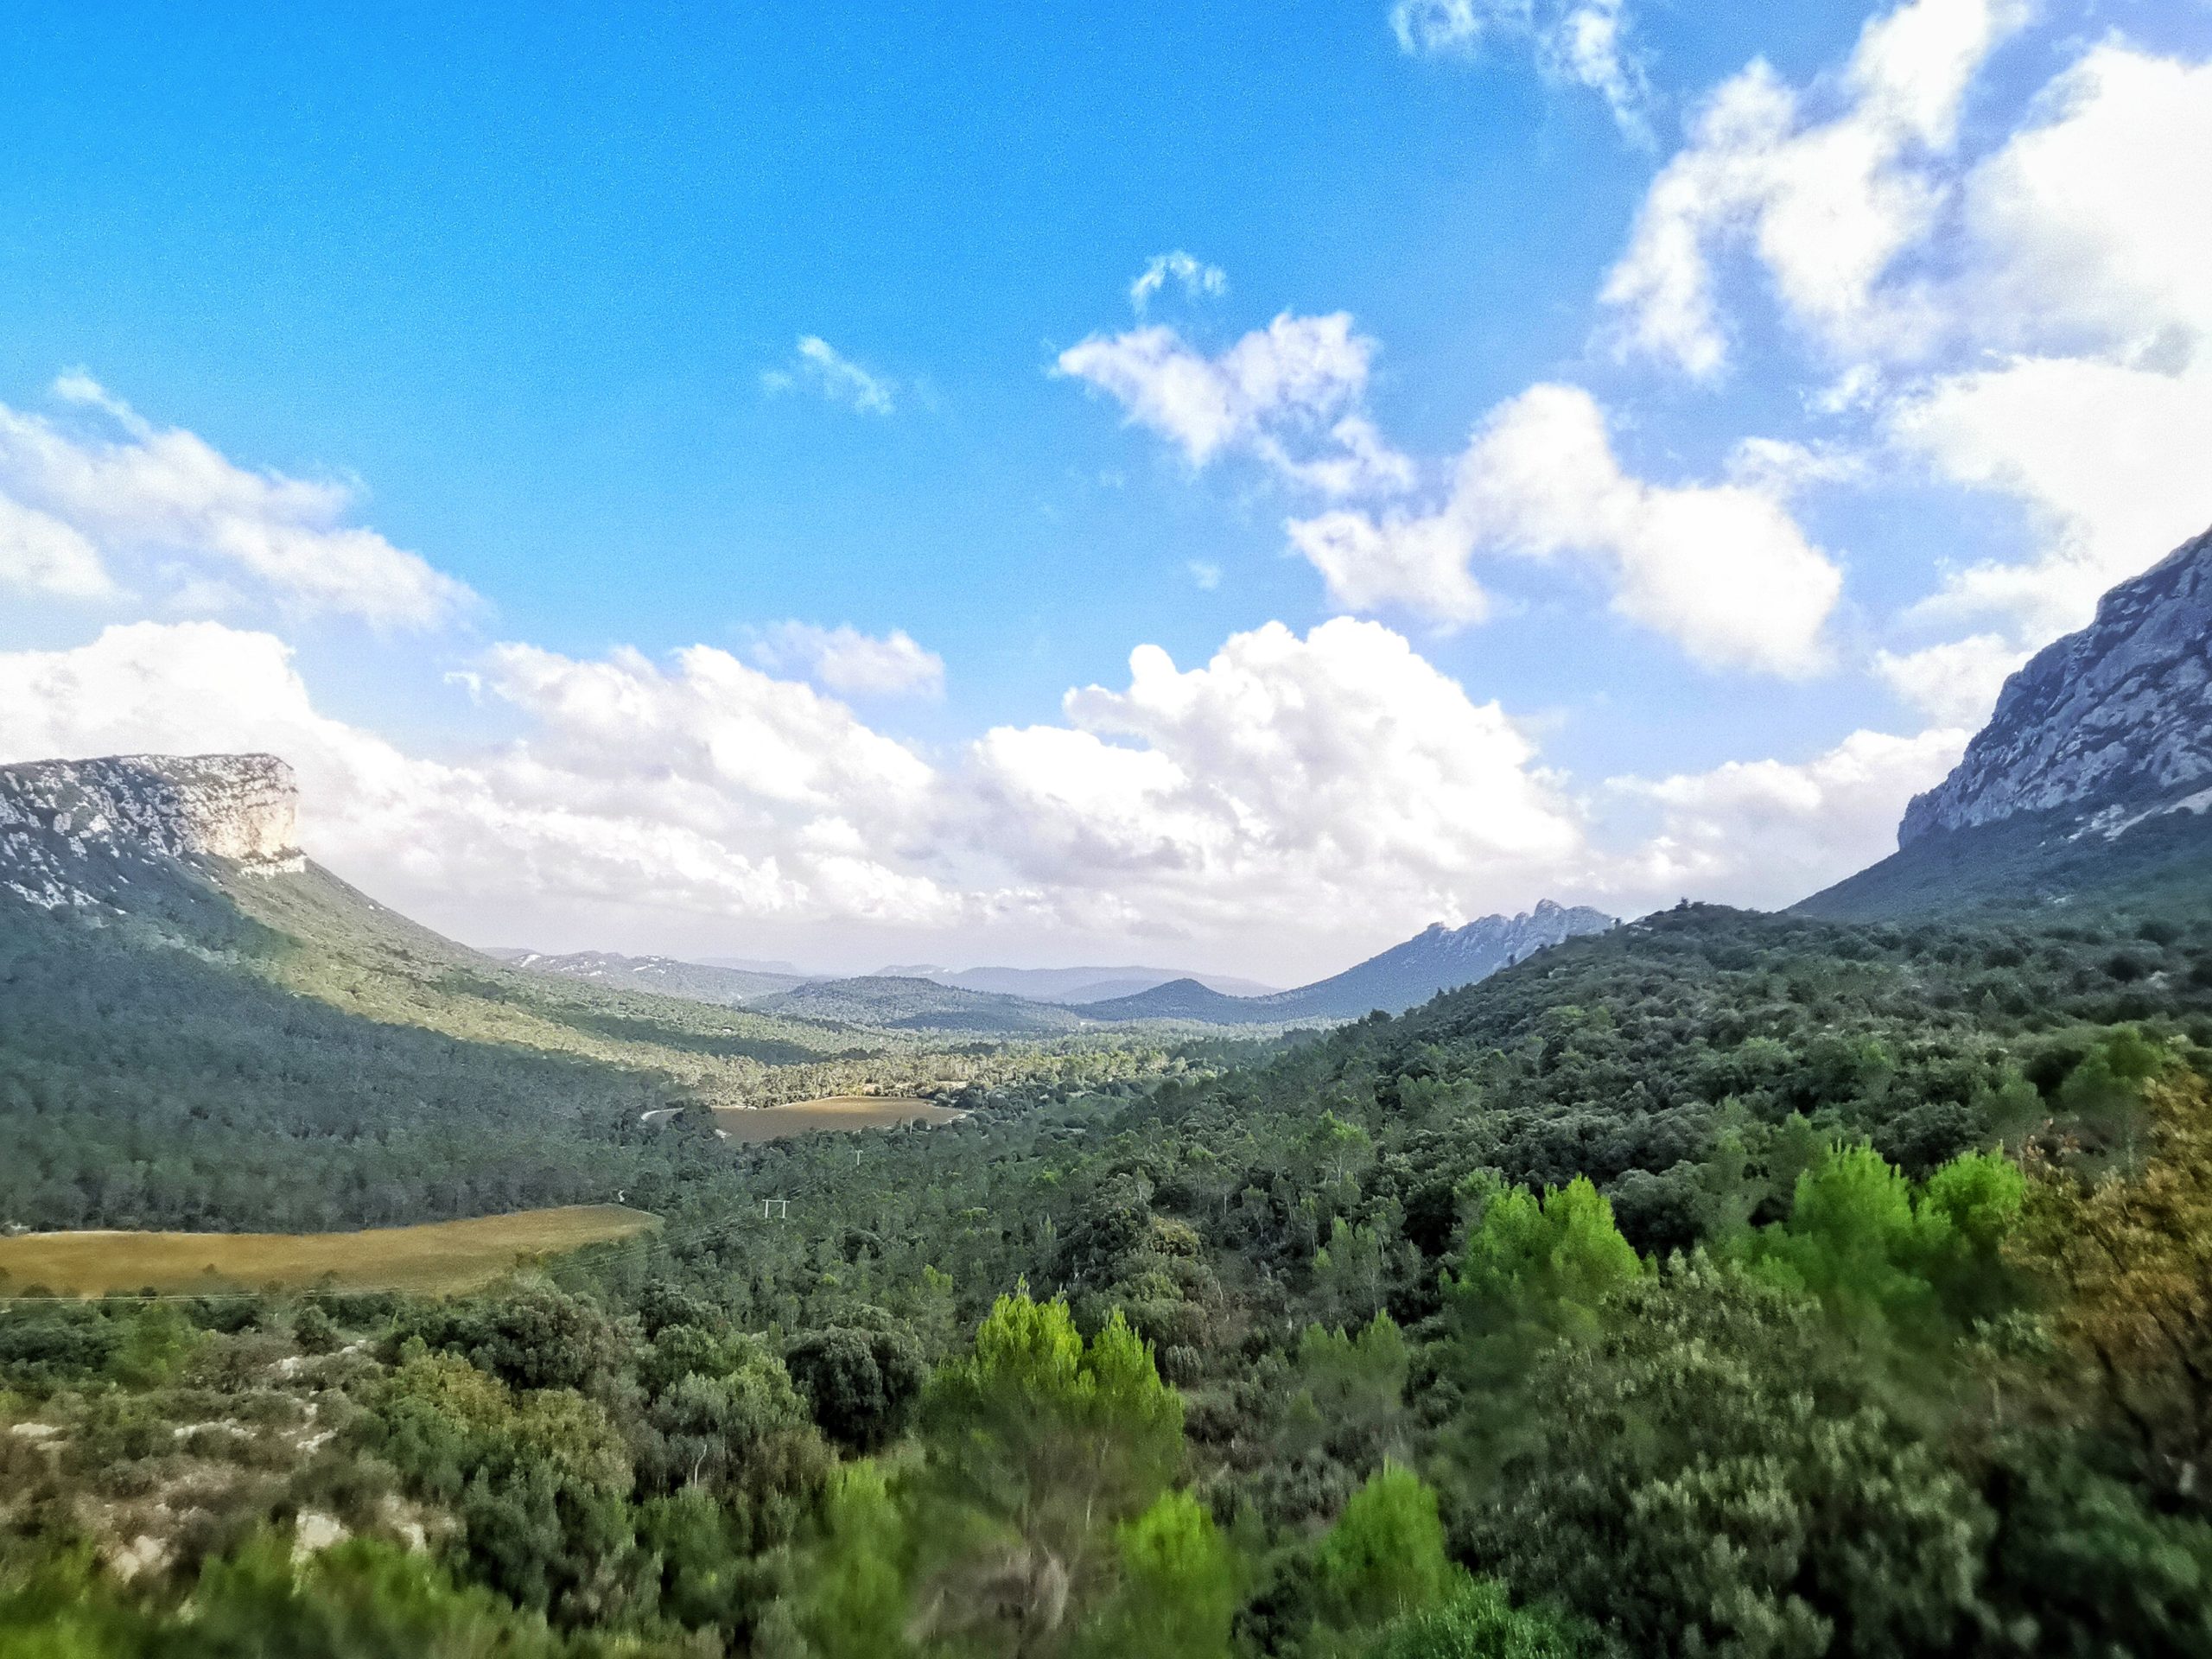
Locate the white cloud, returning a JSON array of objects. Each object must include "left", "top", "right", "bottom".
[
  {"left": 1392, "top": 0, "right": 1650, "bottom": 135},
  {"left": 1287, "top": 383, "right": 1842, "bottom": 673},
  {"left": 0, "top": 622, "right": 957, "bottom": 935},
  {"left": 969, "top": 617, "right": 1586, "bottom": 938},
  {"left": 763, "top": 336, "right": 898, "bottom": 415},
  {"left": 752, "top": 622, "right": 946, "bottom": 699},
  {"left": 1872, "top": 632, "right": 2022, "bottom": 728},
  {"left": 1186, "top": 560, "right": 1222, "bottom": 591},
  {"left": 0, "top": 377, "right": 474, "bottom": 628},
  {"left": 1891, "top": 353, "right": 2212, "bottom": 639},
  {"left": 1609, "top": 724, "right": 1968, "bottom": 909},
  {"left": 0, "top": 610, "right": 1989, "bottom": 967},
  {"left": 1883, "top": 47, "right": 2212, "bottom": 641},
  {"left": 0, "top": 494, "right": 115, "bottom": 600},
  {"left": 1601, "top": 0, "right": 2027, "bottom": 375},
  {"left": 1055, "top": 311, "right": 1412, "bottom": 496},
  {"left": 1960, "top": 46, "right": 2212, "bottom": 359},
  {"left": 1130, "top": 251, "right": 1227, "bottom": 313}
]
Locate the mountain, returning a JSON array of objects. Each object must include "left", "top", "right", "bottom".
[
  {"left": 875, "top": 963, "right": 1282, "bottom": 1003},
  {"left": 0, "top": 752, "right": 850, "bottom": 1089},
  {"left": 487, "top": 948, "right": 804, "bottom": 1004},
  {"left": 1803, "top": 522, "right": 2212, "bottom": 919},
  {"left": 1084, "top": 900, "right": 1617, "bottom": 1023},
  {"left": 748, "top": 975, "right": 1095, "bottom": 1035}
]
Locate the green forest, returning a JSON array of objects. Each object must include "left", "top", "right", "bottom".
[{"left": 6, "top": 894, "right": 2212, "bottom": 1655}]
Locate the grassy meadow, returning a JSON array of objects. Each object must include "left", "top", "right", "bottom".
[
  {"left": 709, "top": 1095, "right": 967, "bottom": 1141},
  {"left": 0, "top": 1204, "right": 659, "bottom": 1297}
]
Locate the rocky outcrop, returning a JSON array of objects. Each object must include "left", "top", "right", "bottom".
[
  {"left": 0, "top": 753, "right": 303, "bottom": 909},
  {"left": 1902, "top": 525, "right": 2212, "bottom": 845}
]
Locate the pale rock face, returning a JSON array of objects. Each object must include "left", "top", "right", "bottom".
[
  {"left": 0, "top": 752, "right": 304, "bottom": 909},
  {"left": 1902, "top": 525, "right": 2212, "bottom": 846}
]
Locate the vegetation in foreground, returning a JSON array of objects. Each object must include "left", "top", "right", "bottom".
[{"left": 5, "top": 898, "right": 2212, "bottom": 1654}]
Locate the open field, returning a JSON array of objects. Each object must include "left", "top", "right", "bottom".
[
  {"left": 714, "top": 1095, "right": 966, "bottom": 1141},
  {"left": 0, "top": 1205, "right": 658, "bottom": 1297}
]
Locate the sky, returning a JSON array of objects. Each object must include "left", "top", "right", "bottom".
[{"left": 2, "top": 0, "right": 2209, "bottom": 982}]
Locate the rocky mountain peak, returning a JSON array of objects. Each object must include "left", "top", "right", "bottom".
[
  {"left": 0, "top": 753, "right": 303, "bottom": 908},
  {"left": 1900, "top": 524, "right": 2212, "bottom": 847}
]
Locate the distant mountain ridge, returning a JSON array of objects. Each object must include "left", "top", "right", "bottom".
[
  {"left": 1084, "top": 900, "right": 1616, "bottom": 1023},
  {"left": 875, "top": 963, "right": 1281, "bottom": 1003},
  {"left": 486, "top": 949, "right": 804, "bottom": 1005},
  {"left": 749, "top": 975, "right": 1093, "bottom": 1035},
  {"left": 1805, "top": 521, "right": 2212, "bottom": 919}
]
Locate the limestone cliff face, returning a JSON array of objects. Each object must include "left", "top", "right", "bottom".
[
  {"left": 1901, "top": 525, "right": 2212, "bottom": 846},
  {"left": 0, "top": 753, "right": 303, "bottom": 908}
]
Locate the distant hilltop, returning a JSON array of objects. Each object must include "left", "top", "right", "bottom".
[{"left": 1084, "top": 899, "right": 1617, "bottom": 1023}]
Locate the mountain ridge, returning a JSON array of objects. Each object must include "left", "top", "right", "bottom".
[{"left": 1084, "top": 900, "right": 1616, "bottom": 1022}]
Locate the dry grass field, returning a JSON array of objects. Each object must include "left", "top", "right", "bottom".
[
  {"left": 0, "top": 1204, "right": 659, "bottom": 1297},
  {"left": 710, "top": 1095, "right": 965, "bottom": 1141}
]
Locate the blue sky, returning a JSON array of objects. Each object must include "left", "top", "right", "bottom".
[{"left": 2, "top": 0, "right": 2209, "bottom": 978}]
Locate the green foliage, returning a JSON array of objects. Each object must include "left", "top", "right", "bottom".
[
  {"left": 1081, "top": 1491, "right": 1240, "bottom": 1659},
  {"left": 1452, "top": 1175, "right": 1642, "bottom": 1341},
  {"left": 1472, "top": 1256, "right": 1994, "bottom": 1657},
  {"left": 796, "top": 1463, "right": 916, "bottom": 1659},
  {"left": 1312, "top": 1465, "right": 1457, "bottom": 1635},
  {"left": 1737, "top": 1141, "right": 2025, "bottom": 1332},
  {"left": 1367, "top": 1580, "right": 1594, "bottom": 1659},
  {"left": 785, "top": 1324, "right": 927, "bottom": 1452}
]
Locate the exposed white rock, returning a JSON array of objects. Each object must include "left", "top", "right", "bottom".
[
  {"left": 106, "top": 1533, "right": 173, "bottom": 1583},
  {"left": 1903, "top": 525, "right": 2212, "bottom": 844},
  {"left": 293, "top": 1510, "right": 348, "bottom": 1560},
  {"left": 0, "top": 753, "right": 305, "bottom": 909}
]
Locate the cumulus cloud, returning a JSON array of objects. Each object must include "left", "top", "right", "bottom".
[
  {"left": 0, "top": 607, "right": 1981, "bottom": 967},
  {"left": 1891, "top": 354, "right": 2212, "bottom": 638},
  {"left": 1885, "top": 47, "right": 2212, "bottom": 640},
  {"left": 1287, "top": 383, "right": 1842, "bottom": 672},
  {"left": 1872, "top": 632, "right": 2022, "bottom": 728},
  {"left": 0, "top": 376, "right": 474, "bottom": 627},
  {"left": 1608, "top": 724, "right": 1968, "bottom": 909},
  {"left": 762, "top": 336, "right": 898, "bottom": 415},
  {"left": 1392, "top": 0, "right": 1650, "bottom": 135},
  {"left": 1055, "top": 311, "right": 1414, "bottom": 496},
  {"left": 0, "top": 493, "right": 115, "bottom": 600},
  {"left": 0, "top": 622, "right": 958, "bottom": 936},
  {"left": 1130, "top": 251, "right": 1228, "bottom": 312},
  {"left": 750, "top": 622, "right": 946, "bottom": 699},
  {"left": 0, "top": 615, "right": 1594, "bottom": 957},
  {"left": 969, "top": 617, "right": 1586, "bottom": 938},
  {"left": 1601, "top": 0, "right": 2026, "bottom": 375}
]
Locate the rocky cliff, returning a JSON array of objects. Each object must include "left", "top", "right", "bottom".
[
  {"left": 0, "top": 753, "right": 303, "bottom": 909},
  {"left": 1902, "top": 525, "right": 2212, "bottom": 845}
]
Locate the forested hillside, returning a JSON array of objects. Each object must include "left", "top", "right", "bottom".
[{"left": 9, "top": 888, "right": 2212, "bottom": 1655}]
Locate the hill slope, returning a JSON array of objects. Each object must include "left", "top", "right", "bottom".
[
  {"left": 751, "top": 975, "right": 1095, "bottom": 1034},
  {"left": 1084, "top": 900, "right": 1615, "bottom": 1023},
  {"left": 0, "top": 752, "right": 893, "bottom": 1230},
  {"left": 878, "top": 963, "right": 1281, "bottom": 1002}
]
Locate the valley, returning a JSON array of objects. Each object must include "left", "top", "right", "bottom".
[{"left": 9, "top": 528, "right": 2212, "bottom": 1654}]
